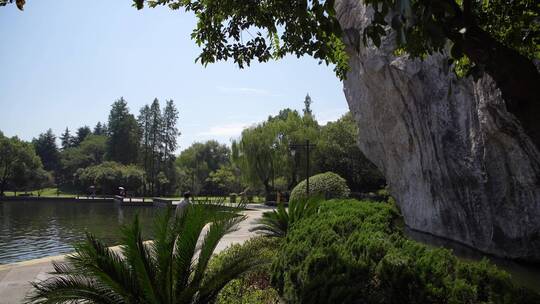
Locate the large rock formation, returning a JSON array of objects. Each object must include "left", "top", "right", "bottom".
[{"left": 335, "top": 0, "right": 540, "bottom": 261}]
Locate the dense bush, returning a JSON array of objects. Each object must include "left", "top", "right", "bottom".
[
  {"left": 289, "top": 172, "right": 350, "bottom": 203},
  {"left": 210, "top": 237, "right": 280, "bottom": 304},
  {"left": 76, "top": 161, "right": 145, "bottom": 194},
  {"left": 272, "top": 199, "right": 540, "bottom": 304}
]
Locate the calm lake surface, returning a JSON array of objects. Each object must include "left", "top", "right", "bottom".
[{"left": 0, "top": 199, "right": 158, "bottom": 264}]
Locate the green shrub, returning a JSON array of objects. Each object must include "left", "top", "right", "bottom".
[
  {"left": 230, "top": 193, "right": 237, "bottom": 204},
  {"left": 76, "top": 161, "right": 145, "bottom": 194},
  {"left": 272, "top": 199, "right": 540, "bottom": 304},
  {"left": 289, "top": 172, "right": 350, "bottom": 203},
  {"left": 210, "top": 237, "right": 281, "bottom": 304},
  {"left": 250, "top": 198, "right": 321, "bottom": 238}
]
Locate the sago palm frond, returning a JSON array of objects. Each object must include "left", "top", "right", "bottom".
[
  {"left": 27, "top": 201, "right": 263, "bottom": 304},
  {"left": 29, "top": 274, "right": 124, "bottom": 304},
  {"left": 250, "top": 197, "right": 321, "bottom": 238}
]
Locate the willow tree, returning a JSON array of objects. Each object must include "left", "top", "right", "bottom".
[{"left": 237, "top": 123, "right": 280, "bottom": 196}]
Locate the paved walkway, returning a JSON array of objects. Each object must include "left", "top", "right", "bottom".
[{"left": 0, "top": 206, "right": 269, "bottom": 304}]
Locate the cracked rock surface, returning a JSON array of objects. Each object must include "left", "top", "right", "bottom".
[{"left": 335, "top": 0, "right": 540, "bottom": 261}]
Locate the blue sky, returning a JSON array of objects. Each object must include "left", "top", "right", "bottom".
[{"left": 0, "top": 0, "right": 347, "bottom": 152}]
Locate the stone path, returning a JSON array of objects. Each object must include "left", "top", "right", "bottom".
[{"left": 0, "top": 206, "right": 269, "bottom": 304}]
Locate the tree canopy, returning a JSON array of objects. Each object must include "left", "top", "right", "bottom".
[
  {"left": 176, "top": 140, "right": 231, "bottom": 194},
  {"left": 137, "top": 98, "right": 181, "bottom": 195},
  {"left": 3, "top": 0, "right": 539, "bottom": 145},
  {"left": 234, "top": 109, "right": 384, "bottom": 196},
  {"left": 316, "top": 113, "right": 385, "bottom": 191},
  {"left": 107, "top": 97, "right": 140, "bottom": 165},
  {"left": 129, "top": 0, "right": 539, "bottom": 148},
  {"left": 0, "top": 97, "right": 180, "bottom": 196},
  {"left": 0, "top": 131, "right": 50, "bottom": 195},
  {"left": 32, "top": 129, "right": 60, "bottom": 172}
]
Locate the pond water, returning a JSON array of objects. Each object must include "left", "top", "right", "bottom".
[
  {"left": 405, "top": 227, "right": 540, "bottom": 293},
  {"left": 0, "top": 199, "right": 158, "bottom": 264}
]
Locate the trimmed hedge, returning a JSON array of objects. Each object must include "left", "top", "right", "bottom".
[
  {"left": 289, "top": 172, "right": 350, "bottom": 203},
  {"left": 272, "top": 199, "right": 540, "bottom": 304}
]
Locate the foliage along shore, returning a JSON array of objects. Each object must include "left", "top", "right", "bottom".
[
  {"left": 216, "top": 199, "right": 540, "bottom": 303},
  {"left": 1, "top": 96, "right": 385, "bottom": 201}
]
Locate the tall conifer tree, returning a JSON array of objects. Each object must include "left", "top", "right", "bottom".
[
  {"left": 137, "top": 104, "right": 152, "bottom": 194},
  {"left": 106, "top": 97, "right": 140, "bottom": 165},
  {"left": 32, "top": 129, "right": 60, "bottom": 172},
  {"left": 73, "top": 126, "right": 91, "bottom": 147},
  {"left": 148, "top": 98, "right": 162, "bottom": 194},
  {"left": 60, "top": 127, "right": 73, "bottom": 150},
  {"left": 162, "top": 99, "right": 179, "bottom": 163}
]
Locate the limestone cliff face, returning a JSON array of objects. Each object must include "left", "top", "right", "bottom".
[{"left": 335, "top": 0, "right": 540, "bottom": 261}]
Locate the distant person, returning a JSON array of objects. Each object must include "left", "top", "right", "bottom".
[
  {"left": 175, "top": 191, "right": 192, "bottom": 218},
  {"left": 88, "top": 186, "right": 96, "bottom": 198}
]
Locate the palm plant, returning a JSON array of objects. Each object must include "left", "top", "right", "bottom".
[
  {"left": 27, "top": 203, "right": 263, "bottom": 304},
  {"left": 250, "top": 198, "right": 320, "bottom": 238}
]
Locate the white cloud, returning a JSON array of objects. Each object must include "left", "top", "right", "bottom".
[
  {"left": 318, "top": 108, "right": 348, "bottom": 125},
  {"left": 198, "top": 122, "right": 252, "bottom": 137}
]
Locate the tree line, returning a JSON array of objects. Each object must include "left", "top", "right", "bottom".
[
  {"left": 1, "top": 94, "right": 384, "bottom": 198},
  {"left": 175, "top": 95, "right": 385, "bottom": 199},
  {"left": 0, "top": 97, "right": 180, "bottom": 196}
]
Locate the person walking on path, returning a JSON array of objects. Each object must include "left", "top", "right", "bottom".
[{"left": 175, "top": 191, "right": 192, "bottom": 217}]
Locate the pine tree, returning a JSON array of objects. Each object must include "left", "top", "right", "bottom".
[
  {"left": 161, "top": 100, "right": 180, "bottom": 195},
  {"left": 101, "top": 123, "right": 108, "bottom": 135},
  {"left": 73, "top": 126, "right": 92, "bottom": 146},
  {"left": 303, "top": 93, "right": 313, "bottom": 117},
  {"left": 148, "top": 98, "right": 162, "bottom": 194},
  {"left": 93, "top": 122, "right": 106, "bottom": 135},
  {"left": 137, "top": 105, "right": 152, "bottom": 194},
  {"left": 106, "top": 97, "right": 140, "bottom": 165},
  {"left": 60, "top": 127, "right": 73, "bottom": 150},
  {"left": 32, "top": 129, "right": 60, "bottom": 172},
  {"left": 162, "top": 99, "right": 180, "bottom": 164}
]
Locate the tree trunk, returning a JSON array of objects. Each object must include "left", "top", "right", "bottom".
[
  {"left": 0, "top": 180, "right": 6, "bottom": 196},
  {"left": 263, "top": 181, "right": 273, "bottom": 202},
  {"left": 336, "top": 0, "right": 540, "bottom": 261},
  {"left": 0, "top": 165, "right": 9, "bottom": 196}
]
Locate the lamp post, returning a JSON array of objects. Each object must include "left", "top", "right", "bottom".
[{"left": 289, "top": 140, "right": 316, "bottom": 197}]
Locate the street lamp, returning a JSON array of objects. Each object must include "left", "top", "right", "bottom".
[{"left": 289, "top": 140, "right": 316, "bottom": 197}]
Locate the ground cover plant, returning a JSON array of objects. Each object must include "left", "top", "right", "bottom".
[
  {"left": 272, "top": 199, "right": 540, "bottom": 304},
  {"left": 211, "top": 237, "right": 281, "bottom": 304}
]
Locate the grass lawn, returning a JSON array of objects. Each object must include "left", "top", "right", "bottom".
[
  {"left": 153, "top": 195, "right": 266, "bottom": 204},
  {"left": 2, "top": 189, "right": 266, "bottom": 203},
  {"left": 192, "top": 195, "right": 266, "bottom": 204},
  {"left": 3, "top": 188, "right": 77, "bottom": 198}
]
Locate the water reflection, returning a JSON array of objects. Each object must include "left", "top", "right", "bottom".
[
  {"left": 0, "top": 200, "right": 157, "bottom": 264},
  {"left": 405, "top": 227, "right": 540, "bottom": 293}
]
